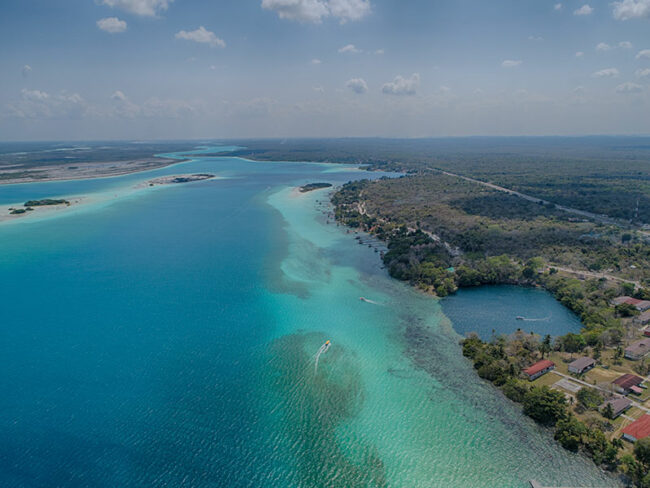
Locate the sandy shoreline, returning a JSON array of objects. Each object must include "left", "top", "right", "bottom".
[
  {"left": 0, "top": 173, "right": 218, "bottom": 225},
  {"left": 0, "top": 157, "right": 185, "bottom": 186}
]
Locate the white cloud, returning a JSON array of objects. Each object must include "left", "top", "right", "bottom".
[
  {"left": 311, "top": 58, "right": 322, "bottom": 64},
  {"left": 313, "top": 85, "right": 325, "bottom": 93},
  {"left": 528, "top": 35, "right": 543, "bottom": 41},
  {"left": 616, "top": 82, "right": 643, "bottom": 93},
  {"left": 636, "top": 68, "right": 650, "bottom": 78},
  {"left": 21, "top": 89, "right": 49, "bottom": 101},
  {"left": 554, "top": 3, "right": 563, "bottom": 10},
  {"left": 7, "top": 89, "right": 87, "bottom": 119},
  {"left": 596, "top": 42, "right": 612, "bottom": 52},
  {"left": 338, "top": 44, "right": 361, "bottom": 53},
  {"left": 111, "top": 90, "right": 127, "bottom": 101},
  {"left": 592, "top": 67, "right": 620, "bottom": 78},
  {"left": 261, "top": 0, "right": 370, "bottom": 24},
  {"left": 99, "top": 0, "right": 172, "bottom": 17},
  {"left": 22, "top": 65, "right": 32, "bottom": 78},
  {"left": 346, "top": 78, "right": 368, "bottom": 94},
  {"left": 612, "top": 0, "right": 650, "bottom": 20},
  {"left": 501, "top": 59, "right": 522, "bottom": 68},
  {"left": 619, "top": 41, "right": 633, "bottom": 49},
  {"left": 575, "top": 51, "right": 585, "bottom": 57},
  {"left": 382, "top": 73, "right": 420, "bottom": 95},
  {"left": 97, "top": 17, "right": 127, "bottom": 33},
  {"left": 636, "top": 49, "right": 650, "bottom": 59},
  {"left": 574, "top": 4, "right": 594, "bottom": 15},
  {"left": 375, "top": 49, "right": 384, "bottom": 55},
  {"left": 175, "top": 27, "right": 225, "bottom": 48}
]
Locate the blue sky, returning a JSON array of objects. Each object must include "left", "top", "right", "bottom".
[{"left": 1, "top": 0, "right": 650, "bottom": 140}]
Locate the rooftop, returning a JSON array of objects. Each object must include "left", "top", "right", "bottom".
[
  {"left": 568, "top": 357, "right": 595, "bottom": 370},
  {"left": 622, "top": 415, "right": 650, "bottom": 441},
  {"left": 625, "top": 338, "right": 650, "bottom": 357},
  {"left": 601, "top": 397, "right": 632, "bottom": 413},
  {"left": 613, "top": 373, "right": 644, "bottom": 389},
  {"left": 524, "top": 359, "right": 554, "bottom": 376}
]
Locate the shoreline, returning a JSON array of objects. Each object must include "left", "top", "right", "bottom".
[{"left": 0, "top": 157, "right": 187, "bottom": 186}]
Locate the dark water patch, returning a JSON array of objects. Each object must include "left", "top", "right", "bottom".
[
  {"left": 441, "top": 285, "right": 582, "bottom": 340},
  {"left": 267, "top": 332, "right": 387, "bottom": 488}
]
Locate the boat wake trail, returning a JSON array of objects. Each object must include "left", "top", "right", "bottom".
[
  {"left": 520, "top": 316, "right": 551, "bottom": 322},
  {"left": 359, "top": 297, "right": 381, "bottom": 305},
  {"left": 314, "top": 340, "right": 331, "bottom": 374}
]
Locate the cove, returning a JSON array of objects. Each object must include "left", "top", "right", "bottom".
[{"left": 441, "top": 285, "right": 583, "bottom": 340}]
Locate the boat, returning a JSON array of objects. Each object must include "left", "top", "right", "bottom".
[{"left": 516, "top": 316, "right": 525, "bottom": 320}]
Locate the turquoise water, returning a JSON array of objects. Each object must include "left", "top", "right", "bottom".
[
  {"left": 0, "top": 148, "right": 617, "bottom": 487},
  {"left": 441, "top": 285, "right": 583, "bottom": 340}
]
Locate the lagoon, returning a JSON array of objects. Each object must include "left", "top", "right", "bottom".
[{"left": 0, "top": 146, "right": 616, "bottom": 487}]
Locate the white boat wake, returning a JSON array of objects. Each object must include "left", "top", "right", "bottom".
[{"left": 314, "top": 340, "right": 331, "bottom": 374}]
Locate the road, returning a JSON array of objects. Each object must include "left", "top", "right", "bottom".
[
  {"left": 550, "top": 370, "right": 650, "bottom": 414},
  {"left": 427, "top": 167, "right": 627, "bottom": 228}
]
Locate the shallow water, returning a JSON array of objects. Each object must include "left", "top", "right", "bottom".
[{"left": 0, "top": 148, "right": 618, "bottom": 487}]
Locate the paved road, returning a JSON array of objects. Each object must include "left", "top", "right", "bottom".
[{"left": 551, "top": 266, "right": 640, "bottom": 288}]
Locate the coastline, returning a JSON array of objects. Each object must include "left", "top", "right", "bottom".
[{"left": 0, "top": 157, "right": 186, "bottom": 186}]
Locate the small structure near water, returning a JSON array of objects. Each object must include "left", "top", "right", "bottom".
[
  {"left": 622, "top": 415, "right": 650, "bottom": 442},
  {"left": 568, "top": 356, "right": 596, "bottom": 375},
  {"left": 523, "top": 359, "right": 555, "bottom": 381},
  {"left": 600, "top": 397, "right": 632, "bottom": 419}
]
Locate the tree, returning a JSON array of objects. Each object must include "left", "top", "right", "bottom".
[
  {"left": 602, "top": 402, "right": 614, "bottom": 420},
  {"left": 635, "top": 437, "right": 650, "bottom": 468},
  {"left": 540, "top": 334, "right": 552, "bottom": 358},
  {"left": 560, "top": 333, "right": 586, "bottom": 358},
  {"left": 555, "top": 415, "right": 586, "bottom": 451},
  {"left": 523, "top": 386, "right": 568, "bottom": 425},
  {"left": 576, "top": 387, "right": 603, "bottom": 410}
]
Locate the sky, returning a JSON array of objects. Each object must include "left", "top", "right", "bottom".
[{"left": 2, "top": 0, "right": 650, "bottom": 140}]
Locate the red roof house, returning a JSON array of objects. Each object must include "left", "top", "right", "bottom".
[
  {"left": 523, "top": 359, "right": 555, "bottom": 380},
  {"left": 622, "top": 415, "right": 650, "bottom": 442},
  {"left": 613, "top": 374, "right": 644, "bottom": 394}
]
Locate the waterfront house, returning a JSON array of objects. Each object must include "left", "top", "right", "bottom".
[
  {"left": 612, "top": 374, "right": 644, "bottom": 394},
  {"left": 622, "top": 415, "right": 650, "bottom": 442},
  {"left": 523, "top": 359, "right": 555, "bottom": 381},
  {"left": 625, "top": 338, "right": 650, "bottom": 360},
  {"left": 568, "top": 357, "right": 596, "bottom": 374},
  {"left": 600, "top": 397, "right": 632, "bottom": 419},
  {"left": 613, "top": 296, "right": 650, "bottom": 312}
]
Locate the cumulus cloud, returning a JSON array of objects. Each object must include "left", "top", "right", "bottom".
[
  {"left": 619, "top": 41, "right": 633, "bottom": 49},
  {"left": 97, "top": 17, "right": 127, "bottom": 33},
  {"left": 175, "top": 27, "right": 225, "bottom": 48},
  {"left": 616, "top": 82, "right": 643, "bottom": 93},
  {"left": 501, "top": 59, "right": 522, "bottom": 68},
  {"left": 612, "top": 0, "right": 650, "bottom": 20},
  {"left": 100, "top": 0, "right": 172, "bottom": 17},
  {"left": 636, "top": 49, "right": 650, "bottom": 59},
  {"left": 576, "top": 51, "right": 585, "bottom": 57},
  {"left": 574, "top": 4, "right": 594, "bottom": 15},
  {"left": 375, "top": 49, "right": 384, "bottom": 55},
  {"left": 111, "top": 90, "right": 127, "bottom": 101},
  {"left": 338, "top": 44, "right": 361, "bottom": 53},
  {"left": 554, "top": 3, "right": 563, "bottom": 10},
  {"left": 596, "top": 42, "right": 612, "bottom": 52},
  {"left": 592, "top": 68, "right": 620, "bottom": 78},
  {"left": 261, "top": 0, "right": 370, "bottom": 24},
  {"left": 311, "top": 58, "right": 322, "bottom": 64},
  {"left": 22, "top": 65, "right": 32, "bottom": 78},
  {"left": 382, "top": 73, "right": 420, "bottom": 95},
  {"left": 528, "top": 36, "right": 543, "bottom": 41},
  {"left": 7, "top": 89, "right": 87, "bottom": 119},
  {"left": 346, "top": 78, "right": 368, "bottom": 94},
  {"left": 636, "top": 68, "right": 650, "bottom": 78}
]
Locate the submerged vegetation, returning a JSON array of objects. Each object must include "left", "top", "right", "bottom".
[
  {"left": 300, "top": 182, "right": 333, "bottom": 193},
  {"left": 24, "top": 198, "right": 69, "bottom": 206}
]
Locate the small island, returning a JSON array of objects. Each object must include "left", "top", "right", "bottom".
[
  {"left": 299, "top": 182, "right": 332, "bottom": 193},
  {"left": 24, "top": 198, "right": 70, "bottom": 207},
  {"left": 144, "top": 173, "right": 216, "bottom": 187}
]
